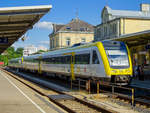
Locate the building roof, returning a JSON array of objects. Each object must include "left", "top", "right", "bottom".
[
  {"left": 0, "top": 5, "right": 52, "bottom": 54},
  {"left": 51, "top": 18, "right": 94, "bottom": 35},
  {"left": 104, "top": 6, "right": 150, "bottom": 19},
  {"left": 53, "top": 24, "right": 65, "bottom": 32}
]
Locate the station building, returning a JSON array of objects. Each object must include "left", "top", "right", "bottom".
[
  {"left": 49, "top": 18, "right": 94, "bottom": 50},
  {"left": 94, "top": 4, "right": 150, "bottom": 77}
]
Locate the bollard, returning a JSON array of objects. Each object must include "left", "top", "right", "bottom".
[
  {"left": 78, "top": 79, "right": 80, "bottom": 92},
  {"left": 88, "top": 79, "right": 91, "bottom": 94},
  {"left": 71, "top": 78, "right": 72, "bottom": 91},
  {"left": 132, "top": 88, "right": 135, "bottom": 106},
  {"left": 112, "top": 85, "right": 114, "bottom": 94},
  {"left": 86, "top": 81, "right": 88, "bottom": 91},
  {"left": 112, "top": 85, "right": 115, "bottom": 98},
  {"left": 97, "top": 81, "right": 100, "bottom": 97}
]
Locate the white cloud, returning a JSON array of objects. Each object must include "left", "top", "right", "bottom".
[
  {"left": 12, "top": 43, "right": 31, "bottom": 49},
  {"left": 39, "top": 40, "right": 49, "bottom": 45},
  {"left": 12, "top": 40, "right": 50, "bottom": 49},
  {"left": 34, "top": 21, "right": 53, "bottom": 30},
  {"left": 37, "top": 45, "right": 48, "bottom": 51}
]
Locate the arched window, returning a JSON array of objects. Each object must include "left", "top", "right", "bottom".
[{"left": 66, "top": 38, "right": 70, "bottom": 46}]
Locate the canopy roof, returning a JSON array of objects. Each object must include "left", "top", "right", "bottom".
[
  {"left": 113, "top": 30, "right": 150, "bottom": 47},
  {"left": 0, "top": 5, "right": 52, "bottom": 54}
]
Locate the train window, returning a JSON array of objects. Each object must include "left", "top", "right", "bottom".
[
  {"left": 32, "top": 59, "right": 39, "bottom": 63},
  {"left": 51, "top": 57, "right": 55, "bottom": 64},
  {"left": 55, "top": 57, "right": 59, "bottom": 64},
  {"left": 75, "top": 55, "right": 80, "bottom": 64},
  {"left": 61, "top": 56, "right": 66, "bottom": 64},
  {"left": 92, "top": 50, "right": 99, "bottom": 64},
  {"left": 42, "top": 55, "right": 73, "bottom": 64},
  {"left": 65, "top": 56, "right": 71, "bottom": 64},
  {"left": 42, "top": 58, "right": 51, "bottom": 64},
  {"left": 75, "top": 53, "right": 90, "bottom": 64},
  {"left": 57, "top": 57, "right": 62, "bottom": 64}
]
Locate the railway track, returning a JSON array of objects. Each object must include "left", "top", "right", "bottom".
[{"left": 0, "top": 68, "right": 116, "bottom": 113}]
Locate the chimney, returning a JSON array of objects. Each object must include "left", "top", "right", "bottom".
[{"left": 141, "top": 4, "right": 150, "bottom": 12}]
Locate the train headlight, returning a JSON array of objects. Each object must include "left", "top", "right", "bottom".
[
  {"left": 126, "top": 70, "right": 130, "bottom": 73},
  {"left": 111, "top": 70, "right": 117, "bottom": 73}
]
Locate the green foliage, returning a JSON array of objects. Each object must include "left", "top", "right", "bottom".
[
  {"left": 16, "top": 48, "right": 23, "bottom": 55},
  {"left": 0, "top": 47, "right": 23, "bottom": 65},
  {"left": 38, "top": 50, "right": 46, "bottom": 53}
]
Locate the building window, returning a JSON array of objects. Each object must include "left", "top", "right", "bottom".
[
  {"left": 80, "top": 27, "right": 85, "bottom": 31},
  {"left": 53, "top": 39, "right": 55, "bottom": 48},
  {"left": 66, "top": 27, "right": 71, "bottom": 30},
  {"left": 81, "top": 38, "right": 86, "bottom": 43},
  {"left": 112, "top": 23, "right": 116, "bottom": 34},
  {"left": 85, "top": 28, "right": 88, "bottom": 31},
  {"left": 98, "top": 28, "right": 101, "bottom": 38},
  {"left": 110, "top": 24, "right": 113, "bottom": 35},
  {"left": 51, "top": 39, "right": 53, "bottom": 49},
  {"left": 104, "top": 26, "right": 107, "bottom": 37},
  {"left": 66, "top": 38, "right": 70, "bottom": 46},
  {"left": 56, "top": 37, "right": 59, "bottom": 47},
  {"left": 50, "top": 39, "right": 52, "bottom": 49}
]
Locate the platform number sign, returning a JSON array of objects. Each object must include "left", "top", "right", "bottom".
[{"left": 0, "top": 38, "right": 8, "bottom": 44}]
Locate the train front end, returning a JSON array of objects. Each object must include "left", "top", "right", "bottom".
[{"left": 102, "top": 41, "right": 133, "bottom": 85}]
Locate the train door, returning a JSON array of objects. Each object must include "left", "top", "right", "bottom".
[{"left": 91, "top": 47, "right": 105, "bottom": 77}]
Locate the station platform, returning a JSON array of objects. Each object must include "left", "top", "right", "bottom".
[
  {"left": 130, "top": 79, "right": 150, "bottom": 90},
  {"left": 0, "top": 70, "right": 66, "bottom": 113}
]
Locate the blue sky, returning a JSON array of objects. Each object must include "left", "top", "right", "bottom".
[{"left": 0, "top": 0, "right": 150, "bottom": 49}]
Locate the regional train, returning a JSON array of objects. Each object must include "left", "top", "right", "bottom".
[{"left": 8, "top": 41, "right": 133, "bottom": 85}]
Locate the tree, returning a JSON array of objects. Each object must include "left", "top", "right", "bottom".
[
  {"left": 0, "top": 47, "right": 24, "bottom": 65},
  {"left": 15, "top": 47, "right": 23, "bottom": 57},
  {"left": 16, "top": 48, "right": 23, "bottom": 55},
  {"left": 38, "top": 50, "right": 46, "bottom": 53},
  {"left": 7, "top": 47, "right": 15, "bottom": 54}
]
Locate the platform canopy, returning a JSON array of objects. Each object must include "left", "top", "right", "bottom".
[
  {"left": 114, "top": 30, "right": 150, "bottom": 47},
  {"left": 0, "top": 5, "right": 52, "bottom": 54}
]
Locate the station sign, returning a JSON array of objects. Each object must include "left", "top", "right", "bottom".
[{"left": 0, "top": 38, "right": 8, "bottom": 44}]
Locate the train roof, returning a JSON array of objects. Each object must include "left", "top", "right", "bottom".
[
  {"left": 39, "top": 40, "right": 123, "bottom": 58},
  {"left": 9, "top": 40, "right": 124, "bottom": 61},
  {"left": 40, "top": 41, "right": 100, "bottom": 58}
]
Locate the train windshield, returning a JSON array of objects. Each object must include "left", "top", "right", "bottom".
[{"left": 102, "top": 41, "right": 129, "bottom": 69}]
